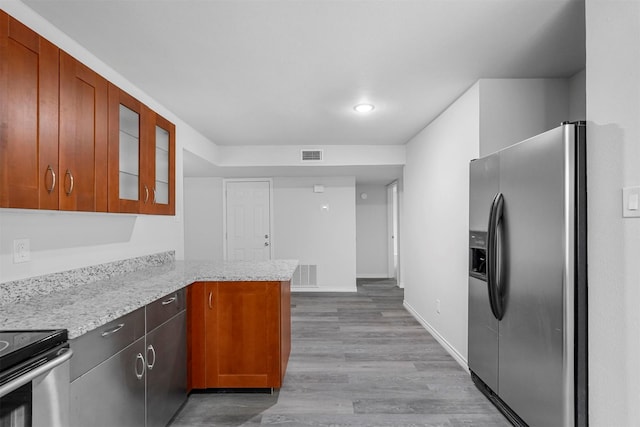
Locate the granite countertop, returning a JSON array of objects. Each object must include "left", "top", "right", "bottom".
[{"left": 0, "top": 259, "right": 298, "bottom": 339}]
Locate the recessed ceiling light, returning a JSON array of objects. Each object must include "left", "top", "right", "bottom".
[{"left": 354, "top": 103, "right": 375, "bottom": 113}]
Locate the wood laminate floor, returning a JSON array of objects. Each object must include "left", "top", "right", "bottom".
[{"left": 170, "top": 279, "right": 510, "bottom": 426}]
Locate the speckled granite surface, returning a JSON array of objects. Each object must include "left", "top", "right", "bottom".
[
  {"left": 0, "top": 258, "right": 298, "bottom": 339},
  {"left": 0, "top": 251, "right": 175, "bottom": 306}
]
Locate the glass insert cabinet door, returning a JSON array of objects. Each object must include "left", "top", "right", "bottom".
[
  {"left": 119, "top": 104, "right": 140, "bottom": 201},
  {"left": 108, "top": 85, "right": 144, "bottom": 213},
  {"left": 143, "top": 112, "right": 175, "bottom": 215},
  {"left": 108, "top": 85, "right": 175, "bottom": 215},
  {"left": 154, "top": 125, "right": 169, "bottom": 205}
]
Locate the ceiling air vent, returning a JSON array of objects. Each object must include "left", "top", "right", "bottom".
[{"left": 301, "top": 149, "right": 323, "bottom": 162}]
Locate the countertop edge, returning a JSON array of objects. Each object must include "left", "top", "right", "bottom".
[{"left": 0, "top": 259, "right": 299, "bottom": 340}]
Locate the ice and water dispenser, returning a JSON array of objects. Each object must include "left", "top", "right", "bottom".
[{"left": 469, "top": 231, "right": 487, "bottom": 280}]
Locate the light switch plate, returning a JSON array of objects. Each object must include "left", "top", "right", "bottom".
[
  {"left": 13, "top": 238, "right": 31, "bottom": 263},
  {"left": 622, "top": 187, "right": 640, "bottom": 218}
]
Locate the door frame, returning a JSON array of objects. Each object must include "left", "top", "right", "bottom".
[
  {"left": 222, "top": 178, "right": 274, "bottom": 261},
  {"left": 387, "top": 181, "right": 400, "bottom": 284}
]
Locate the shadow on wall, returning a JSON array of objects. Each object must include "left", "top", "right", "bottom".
[
  {"left": 0, "top": 210, "right": 137, "bottom": 254},
  {"left": 586, "top": 121, "right": 629, "bottom": 413}
]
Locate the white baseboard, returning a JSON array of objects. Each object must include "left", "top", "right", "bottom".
[
  {"left": 403, "top": 300, "right": 468, "bottom": 371},
  {"left": 292, "top": 286, "right": 357, "bottom": 293}
]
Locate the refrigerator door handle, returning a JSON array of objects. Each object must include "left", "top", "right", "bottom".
[{"left": 487, "top": 192, "right": 505, "bottom": 320}]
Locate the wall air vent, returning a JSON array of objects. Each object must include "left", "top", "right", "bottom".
[
  {"left": 291, "top": 265, "right": 318, "bottom": 288},
  {"left": 301, "top": 149, "right": 323, "bottom": 162}
]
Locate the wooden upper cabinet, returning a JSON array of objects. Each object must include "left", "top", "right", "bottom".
[
  {"left": 59, "top": 51, "right": 108, "bottom": 212},
  {"left": 0, "top": 11, "right": 59, "bottom": 209},
  {"left": 1, "top": 11, "right": 174, "bottom": 215},
  {"left": 141, "top": 111, "right": 175, "bottom": 215},
  {"left": 108, "top": 86, "right": 175, "bottom": 215},
  {"left": 107, "top": 85, "right": 145, "bottom": 213}
]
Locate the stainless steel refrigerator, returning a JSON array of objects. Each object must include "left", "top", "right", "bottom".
[{"left": 468, "top": 121, "right": 587, "bottom": 427}]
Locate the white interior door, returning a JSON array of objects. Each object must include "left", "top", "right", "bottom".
[{"left": 225, "top": 180, "right": 272, "bottom": 261}]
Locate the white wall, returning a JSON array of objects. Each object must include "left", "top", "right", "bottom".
[
  {"left": 402, "top": 77, "right": 576, "bottom": 367},
  {"left": 479, "top": 78, "right": 570, "bottom": 156},
  {"left": 181, "top": 175, "right": 357, "bottom": 291},
  {"left": 0, "top": 2, "right": 215, "bottom": 283},
  {"left": 402, "top": 82, "right": 480, "bottom": 365},
  {"left": 217, "top": 144, "right": 405, "bottom": 167},
  {"left": 585, "top": 1, "right": 640, "bottom": 425},
  {"left": 183, "top": 177, "right": 224, "bottom": 261},
  {"left": 569, "top": 69, "right": 586, "bottom": 122},
  {"left": 355, "top": 184, "right": 389, "bottom": 278},
  {"left": 273, "top": 176, "right": 357, "bottom": 292}
]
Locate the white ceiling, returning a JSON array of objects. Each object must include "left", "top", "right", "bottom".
[{"left": 22, "top": 0, "right": 585, "bottom": 181}]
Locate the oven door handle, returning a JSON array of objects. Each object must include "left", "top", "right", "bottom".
[{"left": 0, "top": 348, "right": 73, "bottom": 398}]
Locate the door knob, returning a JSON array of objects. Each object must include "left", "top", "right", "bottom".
[{"left": 264, "top": 242, "right": 269, "bottom": 247}]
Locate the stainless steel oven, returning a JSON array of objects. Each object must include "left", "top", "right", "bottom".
[{"left": 0, "top": 330, "right": 72, "bottom": 427}]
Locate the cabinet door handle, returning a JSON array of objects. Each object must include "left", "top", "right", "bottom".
[
  {"left": 208, "top": 291, "right": 213, "bottom": 309},
  {"left": 46, "top": 165, "right": 56, "bottom": 193},
  {"left": 64, "top": 169, "right": 74, "bottom": 195},
  {"left": 144, "top": 185, "right": 149, "bottom": 203},
  {"left": 153, "top": 188, "right": 157, "bottom": 204},
  {"left": 101, "top": 323, "right": 125, "bottom": 337},
  {"left": 162, "top": 295, "right": 177, "bottom": 306},
  {"left": 146, "top": 345, "right": 156, "bottom": 370},
  {"left": 135, "top": 353, "right": 145, "bottom": 380}
]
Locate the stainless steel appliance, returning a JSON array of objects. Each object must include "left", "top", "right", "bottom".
[
  {"left": 468, "top": 122, "right": 587, "bottom": 427},
  {"left": 0, "top": 330, "right": 72, "bottom": 427}
]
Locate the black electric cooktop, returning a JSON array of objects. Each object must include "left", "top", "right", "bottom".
[{"left": 0, "top": 330, "right": 68, "bottom": 375}]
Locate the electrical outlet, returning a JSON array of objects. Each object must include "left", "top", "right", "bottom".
[
  {"left": 436, "top": 299, "right": 441, "bottom": 314},
  {"left": 13, "top": 239, "right": 31, "bottom": 263}
]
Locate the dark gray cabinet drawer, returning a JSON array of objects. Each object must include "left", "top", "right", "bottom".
[
  {"left": 70, "top": 307, "right": 145, "bottom": 381},
  {"left": 146, "top": 288, "right": 186, "bottom": 332}
]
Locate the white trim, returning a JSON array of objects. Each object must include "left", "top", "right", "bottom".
[
  {"left": 386, "top": 181, "right": 400, "bottom": 282},
  {"left": 222, "top": 178, "right": 274, "bottom": 261},
  {"left": 356, "top": 273, "right": 391, "bottom": 279},
  {"left": 292, "top": 286, "right": 357, "bottom": 293},
  {"left": 403, "top": 300, "right": 469, "bottom": 371}
]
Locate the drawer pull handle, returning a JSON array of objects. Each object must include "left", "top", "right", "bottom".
[
  {"left": 144, "top": 185, "right": 149, "bottom": 203},
  {"left": 146, "top": 345, "right": 156, "bottom": 370},
  {"left": 101, "top": 323, "right": 125, "bottom": 337},
  {"left": 208, "top": 291, "right": 213, "bottom": 309},
  {"left": 153, "top": 188, "right": 157, "bottom": 204},
  {"left": 135, "top": 353, "right": 145, "bottom": 380},
  {"left": 46, "top": 165, "right": 56, "bottom": 193},
  {"left": 162, "top": 296, "right": 177, "bottom": 306}
]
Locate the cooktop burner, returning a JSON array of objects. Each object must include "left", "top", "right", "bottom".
[{"left": 0, "top": 330, "right": 68, "bottom": 374}]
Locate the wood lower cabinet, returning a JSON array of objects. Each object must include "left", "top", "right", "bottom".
[
  {"left": 188, "top": 281, "right": 291, "bottom": 389},
  {"left": 0, "top": 11, "right": 59, "bottom": 209}
]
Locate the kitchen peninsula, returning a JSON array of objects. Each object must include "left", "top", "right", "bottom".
[
  {"left": 0, "top": 252, "right": 297, "bottom": 427},
  {"left": 0, "top": 252, "right": 297, "bottom": 338}
]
